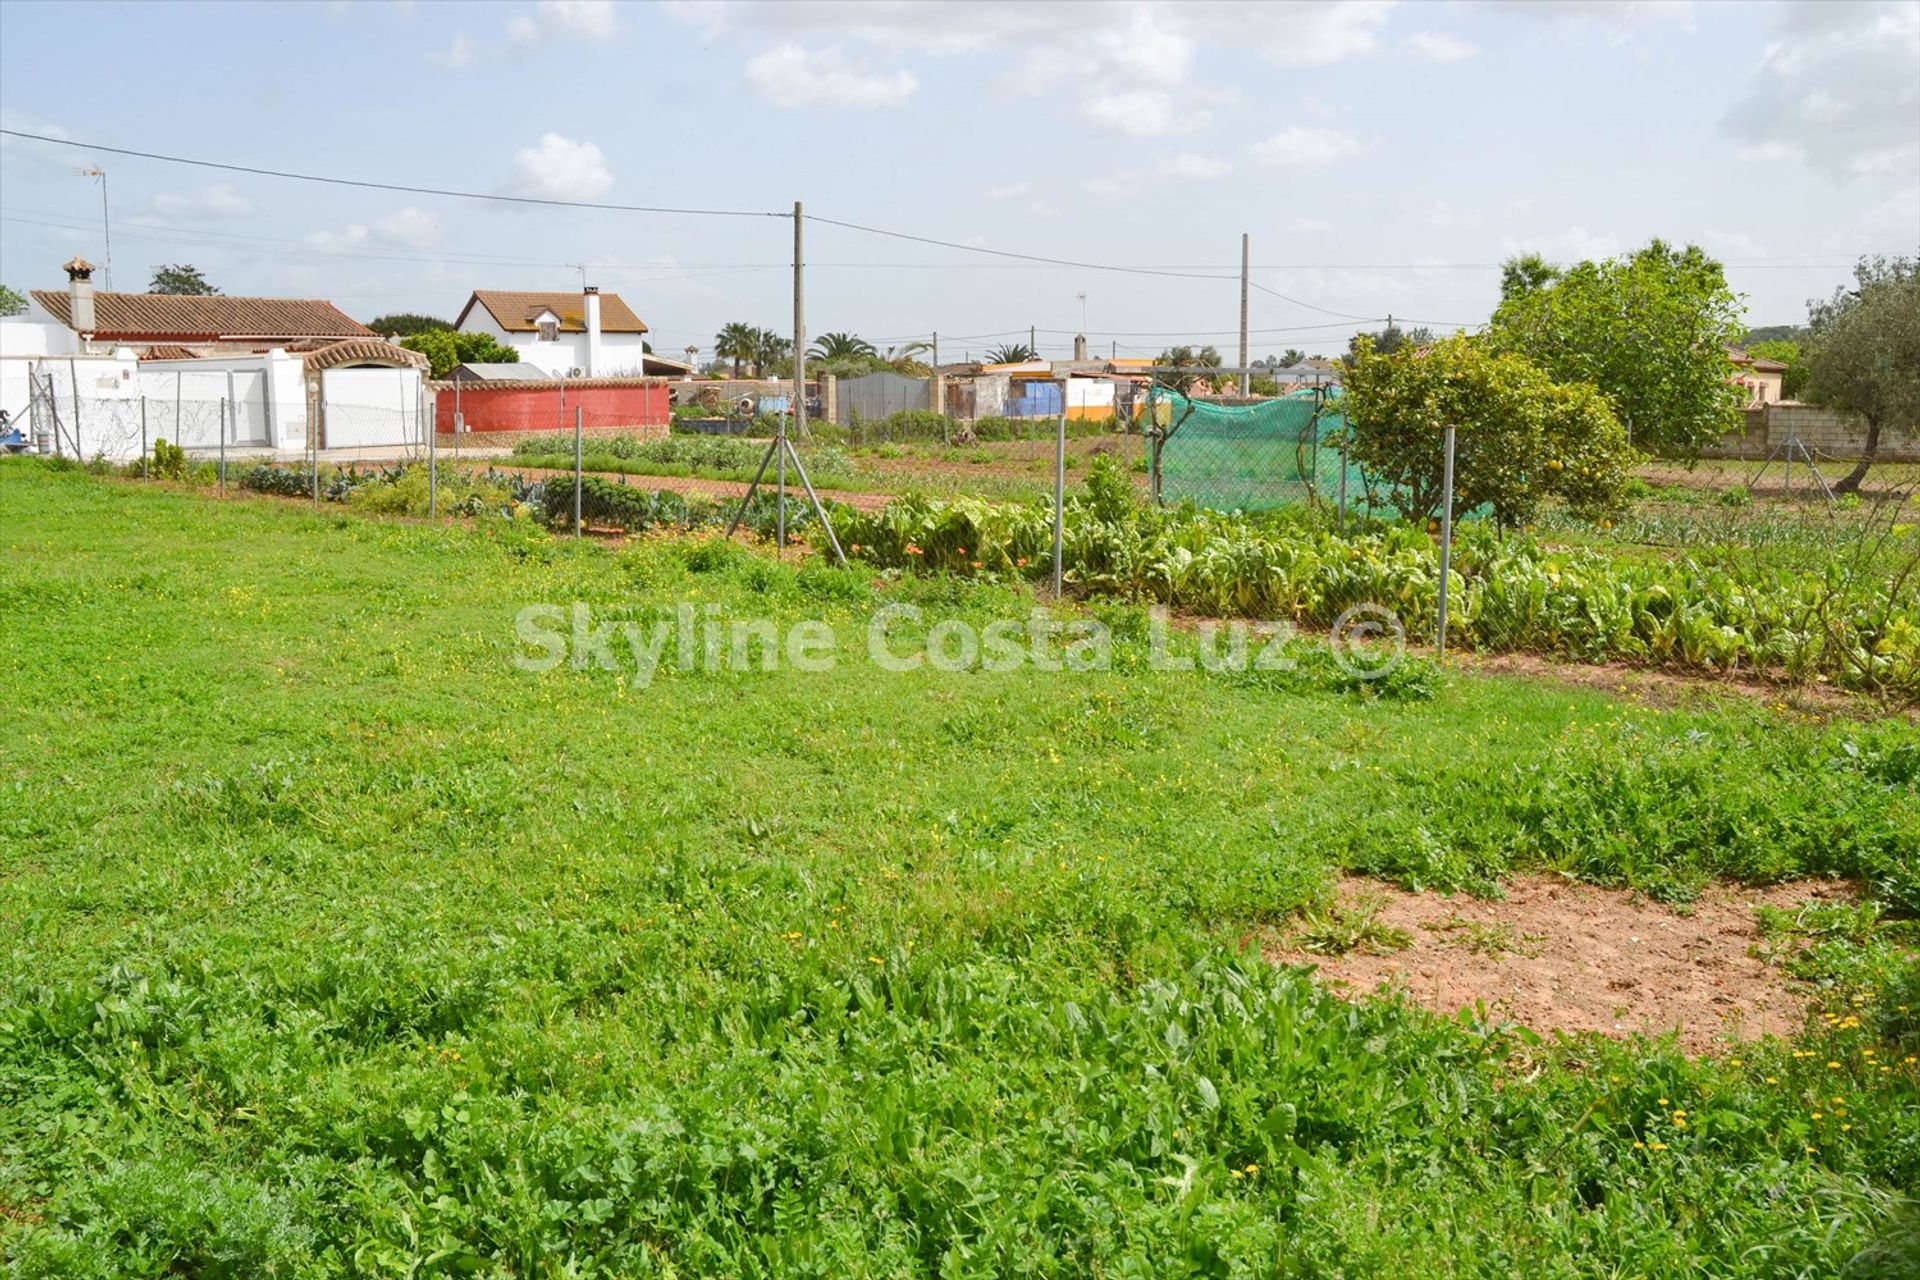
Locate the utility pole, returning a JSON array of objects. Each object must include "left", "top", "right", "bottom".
[
  {"left": 790, "top": 199, "right": 805, "bottom": 538},
  {"left": 1238, "top": 232, "right": 1249, "bottom": 396},
  {"left": 931, "top": 331, "right": 938, "bottom": 369},
  {"left": 1030, "top": 324, "right": 1036, "bottom": 357}
]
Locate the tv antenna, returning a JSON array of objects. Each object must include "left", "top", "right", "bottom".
[{"left": 75, "top": 166, "right": 111, "bottom": 290}]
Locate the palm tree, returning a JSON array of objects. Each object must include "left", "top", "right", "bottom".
[
  {"left": 1153, "top": 345, "right": 1223, "bottom": 392},
  {"left": 809, "top": 332, "right": 877, "bottom": 362},
  {"left": 751, "top": 328, "right": 791, "bottom": 377},
  {"left": 984, "top": 342, "right": 1038, "bottom": 365},
  {"left": 714, "top": 322, "right": 757, "bottom": 377},
  {"left": 887, "top": 340, "right": 933, "bottom": 375}
]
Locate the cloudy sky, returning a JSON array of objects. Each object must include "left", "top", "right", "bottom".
[{"left": 2, "top": 0, "right": 1915, "bottom": 361}]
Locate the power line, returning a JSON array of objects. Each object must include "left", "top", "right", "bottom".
[
  {"left": 804, "top": 213, "right": 1239, "bottom": 283},
  {"left": 0, "top": 128, "right": 785, "bottom": 220}
]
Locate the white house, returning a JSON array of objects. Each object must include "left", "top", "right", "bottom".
[
  {"left": 8, "top": 257, "right": 428, "bottom": 456},
  {"left": 451, "top": 287, "right": 650, "bottom": 378}
]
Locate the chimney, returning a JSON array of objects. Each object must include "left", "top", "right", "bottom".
[
  {"left": 582, "top": 285, "right": 602, "bottom": 377},
  {"left": 64, "top": 256, "right": 97, "bottom": 341},
  {"left": 1073, "top": 333, "right": 1087, "bottom": 361}
]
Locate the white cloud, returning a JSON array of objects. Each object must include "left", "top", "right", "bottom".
[
  {"left": 989, "top": 181, "right": 1033, "bottom": 200},
  {"left": 1265, "top": 1, "right": 1395, "bottom": 66},
  {"left": 1160, "top": 153, "right": 1233, "bottom": 180},
  {"left": 1499, "top": 226, "right": 1624, "bottom": 263},
  {"left": 1250, "top": 126, "right": 1360, "bottom": 167},
  {"left": 669, "top": 2, "right": 1392, "bottom": 70},
  {"left": 1408, "top": 31, "right": 1478, "bottom": 62},
  {"left": 507, "top": 0, "right": 616, "bottom": 46},
  {"left": 1082, "top": 90, "right": 1207, "bottom": 139},
  {"left": 151, "top": 183, "right": 256, "bottom": 220},
  {"left": 1428, "top": 200, "right": 1483, "bottom": 230},
  {"left": 1288, "top": 217, "right": 1334, "bottom": 234},
  {"left": 1721, "top": 1, "right": 1920, "bottom": 178},
  {"left": 1700, "top": 229, "right": 1769, "bottom": 261},
  {"left": 744, "top": 43, "right": 918, "bottom": 110},
  {"left": 509, "top": 133, "right": 612, "bottom": 199},
  {"left": 430, "top": 33, "right": 478, "bottom": 68},
  {"left": 306, "top": 206, "right": 440, "bottom": 251}
]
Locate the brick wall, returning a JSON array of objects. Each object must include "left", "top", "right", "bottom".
[{"left": 1701, "top": 404, "right": 1920, "bottom": 462}]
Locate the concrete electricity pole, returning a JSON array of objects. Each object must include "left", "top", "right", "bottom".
[{"left": 1238, "top": 232, "right": 1250, "bottom": 396}]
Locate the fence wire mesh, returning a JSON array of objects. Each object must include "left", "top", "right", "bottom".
[{"left": 1146, "top": 386, "right": 1364, "bottom": 515}]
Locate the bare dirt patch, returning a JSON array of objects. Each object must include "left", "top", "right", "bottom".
[{"left": 1266, "top": 874, "right": 1858, "bottom": 1055}]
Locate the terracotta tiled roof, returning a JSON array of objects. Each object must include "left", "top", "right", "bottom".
[
  {"left": 31, "top": 290, "right": 374, "bottom": 342},
  {"left": 458, "top": 290, "right": 649, "bottom": 334},
  {"left": 296, "top": 338, "right": 430, "bottom": 371}
]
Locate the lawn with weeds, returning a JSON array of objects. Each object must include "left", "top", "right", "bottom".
[{"left": 1, "top": 459, "right": 1916, "bottom": 1276}]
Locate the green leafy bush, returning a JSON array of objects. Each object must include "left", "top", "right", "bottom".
[
  {"left": 1343, "top": 333, "right": 1635, "bottom": 525},
  {"left": 150, "top": 437, "right": 187, "bottom": 480}
]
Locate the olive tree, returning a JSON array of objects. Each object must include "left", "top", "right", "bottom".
[
  {"left": 1343, "top": 333, "right": 1633, "bottom": 526},
  {"left": 1489, "top": 239, "right": 1746, "bottom": 455},
  {"left": 1801, "top": 255, "right": 1920, "bottom": 494}
]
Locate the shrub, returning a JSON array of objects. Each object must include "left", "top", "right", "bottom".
[
  {"left": 150, "top": 437, "right": 187, "bottom": 480},
  {"left": 1343, "top": 333, "right": 1635, "bottom": 525}
]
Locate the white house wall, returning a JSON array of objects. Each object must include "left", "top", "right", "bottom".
[
  {"left": 137, "top": 352, "right": 305, "bottom": 450},
  {"left": 455, "top": 307, "right": 649, "bottom": 377},
  {"left": 320, "top": 367, "right": 424, "bottom": 449}
]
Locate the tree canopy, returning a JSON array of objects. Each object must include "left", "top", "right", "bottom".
[
  {"left": 400, "top": 329, "right": 521, "bottom": 378},
  {"left": 1342, "top": 332, "right": 1633, "bottom": 526},
  {"left": 1488, "top": 239, "right": 1746, "bottom": 455},
  {"left": 0, "top": 284, "right": 25, "bottom": 317},
  {"left": 984, "top": 343, "right": 1039, "bottom": 365},
  {"left": 1344, "top": 324, "right": 1432, "bottom": 360},
  {"left": 1800, "top": 254, "right": 1920, "bottom": 494},
  {"left": 148, "top": 264, "right": 219, "bottom": 296},
  {"left": 367, "top": 313, "right": 451, "bottom": 337}
]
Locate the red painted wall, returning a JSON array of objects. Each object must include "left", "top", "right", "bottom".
[{"left": 435, "top": 383, "right": 670, "bottom": 434}]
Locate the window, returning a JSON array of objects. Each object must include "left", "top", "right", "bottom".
[{"left": 538, "top": 319, "right": 558, "bottom": 342}]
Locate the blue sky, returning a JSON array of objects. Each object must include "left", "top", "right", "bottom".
[{"left": 2, "top": 0, "right": 1915, "bottom": 361}]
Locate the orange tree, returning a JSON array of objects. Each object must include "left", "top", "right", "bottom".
[{"left": 1342, "top": 333, "right": 1633, "bottom": 526}]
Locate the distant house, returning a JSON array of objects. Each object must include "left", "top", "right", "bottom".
[
  {"left": 1728, "top": 348, "right": 1789, "bottom": 406},
  {"left": 29, "top": 258, "right": 377, "bottom": 358},
  {"left": 452, "top": 287, "right": 650, "bottom": 378},
  {"left": 6, "top": 257, "right": 427, "bottom": 454}
]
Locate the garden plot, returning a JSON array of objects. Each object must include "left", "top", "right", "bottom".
[{"left": 1271, "top": 875, "right": 1859, "bottom": 1054}]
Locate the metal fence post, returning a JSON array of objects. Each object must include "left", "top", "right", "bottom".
[
  {"left": 1052, "top": 380, "right": 1066, "bottom": 599},
  {"left": 1436, "top": 423, "right": 1456, "bottom": 662},
  {"left": 140, "top": 395, "right": 147, "bottom": 477},
  {"left": 1336, "top": 426, "right": 1348, "bottom": 532},
  {"left": 428, "top": 384, "right": 437, "bottom": 518},
  {"left": 573, "top": 405, "right": 583, "bottom": 537},
  {"left": 67, "top": 357, "right": 82, "bottom": 459},
  {"left": 219, "top": 397, "right": 228, "bottom": 497}
]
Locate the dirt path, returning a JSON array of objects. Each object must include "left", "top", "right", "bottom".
[{"left": 1266, "top": 874, "right": 1856, "bottom": 1055}]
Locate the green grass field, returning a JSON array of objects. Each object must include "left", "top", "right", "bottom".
[{"left": 2, "top": 461, "right": 1916, "bottom": 1276}]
